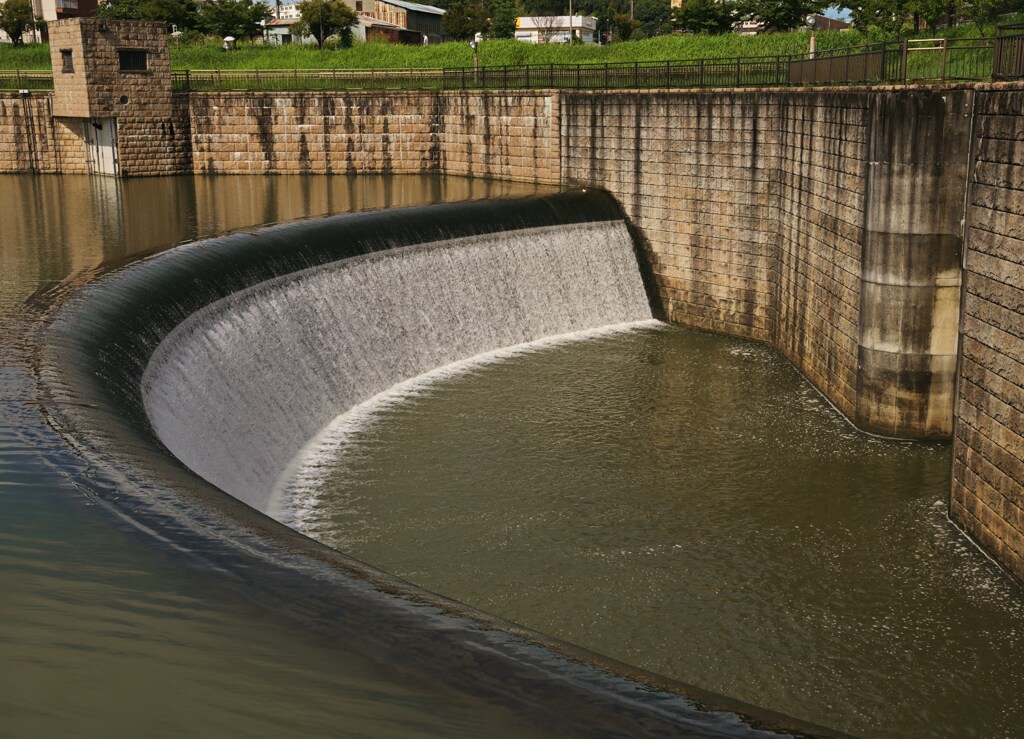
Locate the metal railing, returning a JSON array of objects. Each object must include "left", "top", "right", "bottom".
[
  {"left": 0, "top": 70, "right": 54, "bottom": 91},
  {"left": 4, "top": 31, "right": 1024, "bottom": 95},
  {"left": 170, "top": 37, "right": 1013, "bottom": 93},
  {"left": 787, "top": 36, "right": 995, "bottom": 84},
  {"left": 995, "top": 22, "right": 1024, "bottom": 79}
]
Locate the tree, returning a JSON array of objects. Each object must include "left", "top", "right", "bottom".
[
  {"left": 740, "top": 0, "right": 826, "bottom": 31},
  {"left": 674, "top": 0, "right": 737, "bottom": 34},
  {"left": 849, "top": 0, "right": 912, "bottom": 37},
  {"left": 613, "top": 11, "right": 638, "bottom": 40},
  {"left": 199, "top": 0, "right": 270, "bottom": 40},
  {"left": 294, "top": 0, "right": 356, "bottom": 48},
  {"left": 0, "top": 0, "right": 37, "bottom": 45},
  {"left": 489, "top": 0, "right": 517, "bottom": 38},
  {"left": 95, "top": 0, "right": 199, "bottom": 30},
  {"left": 635, "top": 0, "right": 671, "bottom": 36},
  {"left": 962, "top": 0, "right": 1003, "bottom": 32},
  {"left": 442, "top": 0, "right": 489, "bottom": 40}
]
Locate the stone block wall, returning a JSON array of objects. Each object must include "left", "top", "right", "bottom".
[
  {"left": 953, "top": 88, "right": 1024, "bottom": 581},
  {"left": 562, "top": 91, "right": 779, "bottom": 342},
  {"left": 0, "top": 94, "right": 88, "bottom": 174},
  {"left": 773, "top": 92, "right": 868, "bottom": 421},
  {"left": 187, "top": 91, "right": 559, "bottom": 184}
]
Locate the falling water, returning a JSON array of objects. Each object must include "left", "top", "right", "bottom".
[{"left": 142, "top": 220, "right": 652, "bottom": 512}]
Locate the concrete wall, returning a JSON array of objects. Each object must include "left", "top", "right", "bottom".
[{"left": 952, "top": 88, "right": 1024, "bottom": 582}]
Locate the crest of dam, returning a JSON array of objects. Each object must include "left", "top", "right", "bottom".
[{"left": 40, "top": 189, "right": 827, "bottom": 736}]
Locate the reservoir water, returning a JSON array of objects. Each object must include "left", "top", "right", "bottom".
[
  {"left": 0, "top": 173, "right": 565, "bottom": 739},
  {"left": 285, "top": 326, "right": 1024, "bottom": 738},
  {"left": 5, "top": 172, "right": 1024, "bottom": 738}
]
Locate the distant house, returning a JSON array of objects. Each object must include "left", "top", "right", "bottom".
[
  {"left": 0, "top": 0, "right": 98, "bottom": 43},
  {"left": 735, "top": 13, "right": 851, "bottom": 35},
  {"left": 366, "top": 0, "right": 444, "bottom": 42},
  {"left": 266, "top": 17, "right": 305, "bottom": 45},
  {"left": 514, "top": 16, "right": 598, "bottom": 44}
]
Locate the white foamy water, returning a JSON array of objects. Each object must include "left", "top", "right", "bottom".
[{"left": 142, "top": 220, "right": 652, "bottom": 512}]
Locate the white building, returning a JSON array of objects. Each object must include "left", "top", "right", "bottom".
[
  {"left": 276, "top": 2, "right": 302, "bottom": 20},
  {"left": 514, "top": 16, "right": 597, "bottom": 44}
]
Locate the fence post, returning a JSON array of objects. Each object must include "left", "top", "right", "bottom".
[
  {"left": 941, "top": 38, "right": 949, "bottom": 81},
  {"left": 736, "top": 58, "right": 741, "bottom": 86},
  {"left": 699, "top": 58, "right": 705, "bottom": 87},
  {"left": 900, "top": 39, "right": 909, "bottom": 82},
  {"left": 185, "top": 70, "right": 191, "bottom": 92},
  {"left": 604, "top": 62, "right": 609, "bottom": 89},
  {"left": 633, "top": 61, "right": 639, "bottom": 88},
  {"left": 576, "top": 63, "right": 581, "bottom": 89},
  {"left": 525, "top": 64, "right": 530, "bottom": 88},
  {"left": 665, "top": 59, "right": 670, "bottom": 88},
  {"left": 550, "top": 63, "right": 554, "bottom": 88}
]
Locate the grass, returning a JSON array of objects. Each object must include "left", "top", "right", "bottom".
[{"left": 1, "top": 16, "right": 1020, "bottom": 72}]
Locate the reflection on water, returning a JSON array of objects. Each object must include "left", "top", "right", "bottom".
[
  {"left": 0, "top": 173, "right": 553, "bottom": 738},
  {"left": 298, "top": 325, "right": 1024, "bottom": 739}
]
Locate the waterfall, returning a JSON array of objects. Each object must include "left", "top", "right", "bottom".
[{"left": 142, "top": 218, "right": 652, "bottom": 512}]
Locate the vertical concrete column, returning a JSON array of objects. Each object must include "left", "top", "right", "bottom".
[{"left": 857, "top": 90, "right": 972, "bottom": 437}]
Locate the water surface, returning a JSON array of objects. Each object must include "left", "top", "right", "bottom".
[
  {"left": 292, "top": 324, "right": 1024, "bottom": 738},
  {"left": 0, "top": 173, "right": 558, "bottom": 738}
]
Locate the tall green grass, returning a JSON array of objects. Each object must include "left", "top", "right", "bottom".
[{"left": 1, "top": 16, "right": 1020, "bottom": 72}]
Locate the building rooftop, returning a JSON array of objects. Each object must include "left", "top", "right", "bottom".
[{"left": 376, "top": 0, "right": 445, "bottom": 15}]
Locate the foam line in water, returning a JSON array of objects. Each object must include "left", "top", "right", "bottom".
[{"left": 273, "top": 318, "right": 664, "bottom": 527}]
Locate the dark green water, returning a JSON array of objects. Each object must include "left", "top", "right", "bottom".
[
  {"left": 0, "top": 173, "right": 555, "bottom": 738},
  {"left": 292, "top": 324, "right": 1024, "bottom": 738}
]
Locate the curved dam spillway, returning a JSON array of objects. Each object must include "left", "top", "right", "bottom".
[
  {"left": 141, "top": 199, "right": 652, "bottom": 513},
  {"left": 42, "top": 189, "right": 822, "bottom": 736}
]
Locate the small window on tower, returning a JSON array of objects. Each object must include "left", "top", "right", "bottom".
[
  {"left": 60, "top": 49, "right": 73, "bottom": 73},
  {"left": 355, "top": 1, "right": 363, "bottom": 9},
  {"left": 118, "top": 49, "right": 148, "bottom": 72}
]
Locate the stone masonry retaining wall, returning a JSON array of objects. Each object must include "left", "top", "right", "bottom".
[
  {"left": 186, "top": 91, "right": 560, "bottom": 183},
  {"left": 953, "top": 89, "right": 1024, "bottom": 582}
]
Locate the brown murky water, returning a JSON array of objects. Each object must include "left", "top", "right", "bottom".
[
  {"left": 293, "top": 324, "right": 1024, "bottom": 738},
  {"left": 0, "top": 173, "right": 555, "bottom": 739}
]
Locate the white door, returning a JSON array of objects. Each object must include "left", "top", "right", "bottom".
[{"left": 84, "top": 118, "right": 118, "bottom": 176}]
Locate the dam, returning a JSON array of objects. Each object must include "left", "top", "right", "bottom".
[{"left": 3, "top": 16, "right": 1024, "bottom": 739}]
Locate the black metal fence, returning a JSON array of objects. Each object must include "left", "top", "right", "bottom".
[{"left": 5, "top": 31, "right": 1024, "bottom": 94}]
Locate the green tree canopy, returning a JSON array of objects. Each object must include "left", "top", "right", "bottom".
[
  {"left": 635, "top": 0, "right": 671, "bottom": 36},
  {"left": 613, "top": 11, "right": 638, "bottom": 40},
  {"left": 442, "top": 0, "right": 489, "bottom": 40},
  {"left": 848, "top": 0, "right": 912, "bottom": 36},
  {"left": 294, "top": 0, "right": 357, "bottom": 48},
  {"left": 488, "top": 0, "right": 517, "bottom": 38},
  {"left": 95, "top": 0, "right": 199, "bottom": 30},
  {"left": 0, "top": 0, "right": 37, "bottom": 45},
  {"left": 674, "top": 0, "right": 738, "bottom": 34},
  {"left": 740, "top": 0, "right": 826, "bottom": 31},
  {"left": 198, "top": 0, "right": 270, "bottom": 40}
]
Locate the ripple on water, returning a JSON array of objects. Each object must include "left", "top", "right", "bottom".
[{"left": 284, "top": 323, "right": 1024, "bottom": 739}]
